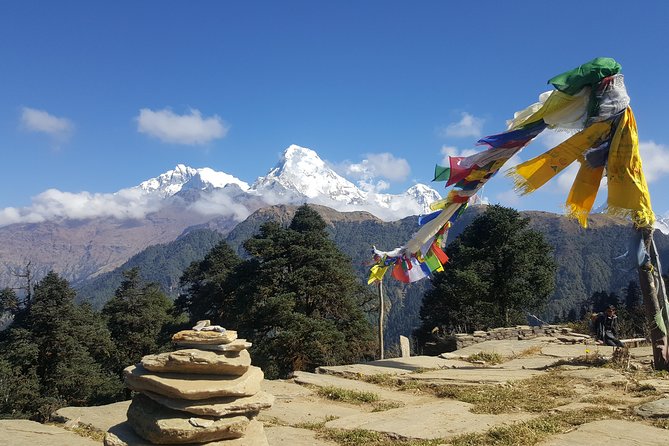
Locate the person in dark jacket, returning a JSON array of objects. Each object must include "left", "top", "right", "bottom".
[{"left": 594, "top": 305, "right": 624, "bottom": 347}]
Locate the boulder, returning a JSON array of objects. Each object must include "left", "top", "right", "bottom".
[
  {"left": 172, "top": 330, "right": 237, "bottom": 345},
  {"left": 143, "top": 390, "right": 274, "bottom": 417},
  {"left": 124, "top": 364, "right": 264, "bottom": 400},
  {"left": 141, "top": 349, "right": 251, "bottom": 375},
  {"left": 126, "top": 394, "right": 248, "bottom": 444},
  {"left": 105, "top": 420, "right": 268, "bottom": 446}
]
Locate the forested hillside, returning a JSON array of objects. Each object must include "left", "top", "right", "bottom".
[{"left": 73, "top": 205, "right": 669, "bottom": 350}]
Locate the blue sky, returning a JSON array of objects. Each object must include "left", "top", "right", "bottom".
[{"left": 1, "top": 1, "right": 668, "bottom": 222}]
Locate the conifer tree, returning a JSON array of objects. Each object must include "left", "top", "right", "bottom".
[
  {"left": 176, "top": 241, "right": 242, "bottom": 323},
  {"left": 103, "top": 268, "right": 176, "bottom": 371},
  {"left": 226, "top": 205, "right": 375, "bottom": 378},
  {"left": 419, "top": 205, "right": 555, "bottom": 338}
]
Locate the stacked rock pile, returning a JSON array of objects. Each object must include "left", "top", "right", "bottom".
[{"left": 104, "top": 321, "right": 273, "bottom": 446}]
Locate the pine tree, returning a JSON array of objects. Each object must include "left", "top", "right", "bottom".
[
  {"left": 225, "top": 205, "right": 376, "bottom": 378},
  {"left": 0, "top": 272, "right": 122, "bottom": 419},
  {"left": 103, "top": 268, "right": 176, "bottom": 371},
  {"left": 176, "top": 241, "right": 242, "bottom": 323},
  {"left": 419, "top": 205, "right": 556, "bottom": 338}
]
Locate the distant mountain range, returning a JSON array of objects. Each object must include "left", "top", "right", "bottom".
[{"left": 0, "top": 145, "right": 441, "bottom": 290}]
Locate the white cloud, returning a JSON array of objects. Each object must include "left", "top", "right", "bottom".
[
  {"left": 136, "top": 108, "right": 228, "bottom": 145},
  {"left": 639, "top": 140, "right": 669, "bottom": 183},
  {"left": 440, "top": 112, "right": 484, "bottom": 138},
  {"left": 21, "top": 107, "right": 73, "bottom": 140},
  {"left": 187, "top": 190, "right": 252, "bottom": 221},
  {"left": 342, "top": 152, "right": 411, "bottom": 182}
]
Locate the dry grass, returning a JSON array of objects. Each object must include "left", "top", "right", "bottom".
[
  {"left": 449, "top": 407, "right": 622, "bottom": 446},
  {"left": 319, "top": 428, "right": 446, "bottom": 446},
  {"left": 314, "top": 385, "right": 402, "bottom": 412},
  {"left": 466, "top": 351, "right": 504, "bottom": 365}
]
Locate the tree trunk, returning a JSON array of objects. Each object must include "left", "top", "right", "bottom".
[
  {"left": 637, "top": 226, "right": 669, "bottom": 371},
  {"left": 378, "top": 281, "right": 384, "bottom": 360}
]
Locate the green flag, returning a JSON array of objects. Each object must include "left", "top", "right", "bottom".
[{"left": 433, "top": 165, "right": 451, "bottom": 182}]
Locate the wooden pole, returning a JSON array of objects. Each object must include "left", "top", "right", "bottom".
[
  {"left": 637, "top": 226, "right": 669, "bottom": 371},
  {"left": 378, "top": 280, "right": 384, "bottom": 360}
]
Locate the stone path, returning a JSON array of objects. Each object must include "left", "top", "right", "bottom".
[
  {"left": 0, "top": 419, "right": 100, "bottom": 446},
  {"left": 540, "top": 419, "right": 669, "bottom": 445}
]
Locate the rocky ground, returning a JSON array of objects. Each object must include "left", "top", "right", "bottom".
[{"left": 2, "top": 334, "right": 669, "bottom": 445}]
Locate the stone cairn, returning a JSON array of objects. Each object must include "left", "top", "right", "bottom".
[{"left": 104, "top": 321, "right": 274, "bottom": 446}]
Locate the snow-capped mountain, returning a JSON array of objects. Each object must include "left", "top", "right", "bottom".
[
  {"left": 251, "top": 145, "right": 367, "bottom": 204},
  {"left": 655, "top": 214, "right": 669, "bottom": 235},
  {"left": 136, "top": 164, "right": 250, "bottom": 198},
  {"left": 131, "top": 145, "right": 443, "bottom": 220}
]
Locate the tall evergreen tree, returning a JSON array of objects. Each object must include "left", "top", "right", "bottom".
[
  {"left": 419, "top": 205, "right": 556, "bottom": 338},
  {"left": 0, "top": 272, "right": 122, "bottom": 419},
  {"left": 225, "top": 205, "right": 375, "bottom": 378},
  {"left": 176, "top": 241, "right": 242, "bottom": 323},
  {"left": 103, "top": 268, "right": 177, "bottom": 371}
]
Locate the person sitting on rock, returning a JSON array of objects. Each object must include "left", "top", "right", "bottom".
[{"left": 594, "top": 305, "right": 624, "bottom": 348}]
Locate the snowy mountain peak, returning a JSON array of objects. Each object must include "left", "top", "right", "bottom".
[
  {"left": 252, "top": 145, "right": 366, "bottom": 202},
  {"left": 137, "top": 164, "right": 249, "bottom": 198}
]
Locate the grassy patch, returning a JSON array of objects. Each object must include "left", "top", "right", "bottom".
[
  {"left": 466, "top": 351, "right": 504, "bottom": 365},
  {"left": 450, "top": 407, "right": 620, "bottom": 446},
  {"left": 514, "top": 346, "right": 543, "bottom": 358},
  {"left": 320, "top": 428, "right": 446, "bottom": 446},
  {"left": 553, "top": 353, "right": 608, "bottom": 368},
  {"left": 293, "top": 415, "right": 339, "bottom": 430},
  {"left": 316, "top": 385, "right": 379, "bottom": 404},
  {"left": 59, "top": 424, "right": 106, "bottom": 442}
]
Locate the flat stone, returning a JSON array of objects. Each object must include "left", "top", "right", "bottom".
[
  {"left": 541, "top": 344, "right": 613, "bottom": 358},
  {"left": 629, "top": 346, "right": 653, "bottom": 358},
  {"left": 141, "top": 349, "right": 251, "bottom": 375},
  {"left": 292, "top": 371, "right": 438, "bottom": 405},
  {"left": 104, "top": 419, "right": 268, "bottom": 446},
  {"left": 325, "top": 400, "right": 532, "bottom": 440},
  {"left": 172, "top": 329, "right": 237, "bottom": 345},
  {"left": 261, "top": 378, "right": 315, "bottom": 399},
  {"left": 453, "top": 339, "right": 551, "bottom": 358},
  {"left": 177, "top": 339, "right": 252, "bottom": 352},
  {"left": 143, "top": 390, "right": 274, "bottom": 417},
  {"left": 52, "top": 400, "right": 130, "bottom": 433},
  {"left": 401, "top": 367, "right": 540, "bottom": 385},
  {"left": 495, "top": 356, "right": 561, "bottom": 370},
  {"left": 259, "top": 393, "right": 364, "bottom": 426},
  {"left": 560, "top": 367, "right": 627, "bottom": 385},
  {"left": 265, "top": 426, "right": 339, "bottom": 445},
  {"left": 0, "top": 420, "right": 101, "bottom": 446},
  {"left": 127, "top": 393, "right": 248, "bottom": 444},
  {"left": 540, "top": 419, "right": 669, "bottom": 445},
  {"left": 636, "top": 398, "right": 669, "bottom": 418},
  {"left": 124, "top": 364, "right": 263, "bottom": 400},
  {"left": 317, "top": 355, "right": 470, "bottom": 377},
  {"left": 638, "top": 378, "right": 669, "bottom": 393}
]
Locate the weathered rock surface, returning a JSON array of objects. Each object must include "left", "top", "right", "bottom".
[
  {"left": 400, "top": 366, "right": 541, "bottom": 385},
  {"left": 127, "top": 394, "right": 248, "bottom": 444},
  {"left": 124, "top": 364, "right": 263, "bottom": 400},
  {"left": 265, "top": 426, "right": 339, "bottom": 445},
  {"left": 0, "top": 420, "right": 101, "bottom": 446},
  {"left": 105, "top": 419, "right": 268, "bottom": 446},
  {"left": 541, "top": 344, "right": 614, "bottom": 358},
  {"left": 141, "top": 349, "right": 251, "bottom": 375},
  {"left": 52, "top": 400, "right": 131, "bottom": 433},
  {"left": 560, "top": 366, "right": 627, "bottom": 384},
  {"left": 635, "top": 397, "right": 669, "bottom": 418},
  {"left": 176, "top": 339, "right": 252, "bottom": 352},
  {"left": 325, "top": 399, "right": 533, "bottom": 440},
  {"left": 540, "top": 419, "right": 669, "bottom": 445},
  {"left": 172, "top": 330, "right": 237, "bottom": 345},
  {"left": 143, "top": 390, "right": 274, "bottom": 417},
  {"left": 451, "top": 338, "right": 552, "bottom": 357},
  {"left": 317, "top": 355, "right": 471, "bottom": 377}
]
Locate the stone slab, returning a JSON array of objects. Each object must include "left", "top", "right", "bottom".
[
  {"left": 259, "top": 395, "right": 364, "bottom": 426},
  {"left": 292, "top": 371, "right": 438, "bottom": 405},
  {"left": 177, "top": 340, "right": 252, "bottom": 352},
  {"left": 104, "top": 420, "right": 268, "bottom": 446},
  {"left": 141, "top": 349, "right": 251, "bottom": 375},
  {"left": 261, "top": 379, "right": 315, "bottom": 399},
  {"left": 0, "top": 420, "right": 101, "bottom": 446},
  {"left": 560, "top": 367, "right": 627, "bottom": 385},
  {"left": 629, "top": 346, "right": 653, "bottom": 358},
  {"left": 495, "top": 356, "right": 561, "bottom": 370},
  {"left": 143, "top": 390, "right": 274, "bottom": 417},
  {"left": 265, "top": 426, "right": 338, "bottom": 445},
  {"left": 540, "top": 419, "right": 669, "bottom": 445},
  {"left": 452, "top": 339, "right": 552, "bottom": 358},
  {"left": 127, "top": 394, "right": 248, "bottom": 443},
  {"left": 325, "top": 399, "right": 532, "bottom": 440},
  {"left": 124, "top": 364, "right": 263, "bottom": 400},
  {"left": 401, "top": 367, "right": 541, "bottom": 385},
  {"left": 636, "top": 398, "right": 669, "bottom": 418},
  {"left": 638, "top": 378, "right": 669, "bottom": 393},
  {"left": 52, "top": 400, "right": 130, "bottom": 433},
  {"left": 172, "top": 329, "right": 237, "bottom": 345},
  {"left": 541, "top": 344, "right": 613, "bottom": 358}
]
